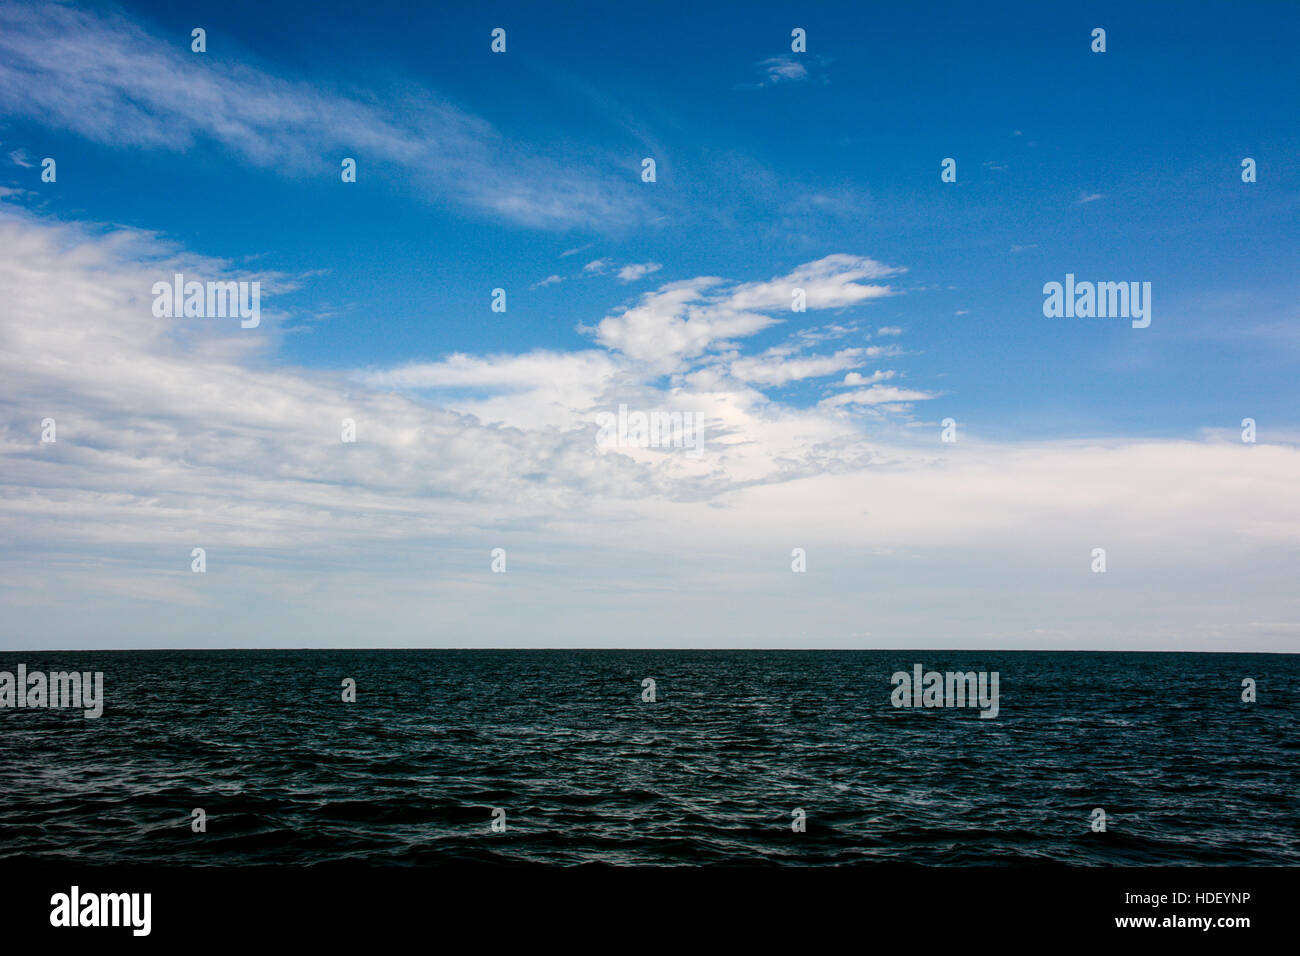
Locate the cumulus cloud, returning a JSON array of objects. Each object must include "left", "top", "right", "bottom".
[
  {"left": 617, "top": 262, "right": 662, "bottom": 282},
  {"left": 588, "top": 277, "right": 768, "bottom": 367}
]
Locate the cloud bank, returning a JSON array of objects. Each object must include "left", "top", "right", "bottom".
[{"left": 1, "top": 205, "right": 1297, "bottom": 650}]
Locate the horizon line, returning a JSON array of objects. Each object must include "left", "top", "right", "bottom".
[{"left": 0, "top": 647, "right": 1294, "bottom": 655}]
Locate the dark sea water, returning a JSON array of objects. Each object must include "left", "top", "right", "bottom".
[{"left": 0, "top": 650, "right": 1296, "bottom": 866}]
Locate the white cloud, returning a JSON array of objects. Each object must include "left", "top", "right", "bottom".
[
  {"left": 841, "top": 370, "right": 896, "bottom": 387},
  {"left": 617, "top": 262, "right": 662, "bottom": 282},
  {"left": 729, "top": 348, "right": 871, "bottom": 386},
  {"left": 366, "top": 351, "right": 618, "bottom": 392},
  {"left": 796, "top": 323, "right": 863, "bottom": 345},
  {"left": 364, "top": 350, "right": 622, "bottom": 429},
  {"left": 726, "top": 255, "right": 902, "bottom": 312},
  {"left": 590, "top": 256, "right": 901, "bottom": 371},
  {"left": 820, "top": 385, "right": 935, "bottom": 407},
  {"left": 588, "top": 277, "right": 766, "bottom": 368}
]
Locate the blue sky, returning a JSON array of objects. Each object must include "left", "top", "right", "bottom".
[{"left": 0, "top": 0, "right": 1297, "bottom": 650}]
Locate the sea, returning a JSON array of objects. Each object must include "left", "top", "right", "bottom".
[{"left": 1, "top": 650, "right": 1296, "bottom": 865}]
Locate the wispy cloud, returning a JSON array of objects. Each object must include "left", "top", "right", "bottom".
[
  {"left": 0, "top": 2, "right": 650, "bottom": 230},
  {"left": 728, "top": 347, "right": 873, "bottom": 387},
  {"left": 742, "top": 54, "right": 833, "bottom": 89},
  {"left": 531, "top": 259, "right": 662, "bottom": 291},
  {"left": 589, "top": 255, "right": 901, "bottom": 369},
  {"left": 820, "top": 385, "right": 935, "bottom": 408},
  {"left": 757, "top": 55, "right": 808, "bottom": 84},
  {"left": 841, "top": 370, "right": 896, "bottom": 386}
]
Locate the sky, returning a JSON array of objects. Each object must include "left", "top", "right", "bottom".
[{"left": 0, "top": 0, "right": 1297, "bottom": 650}]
